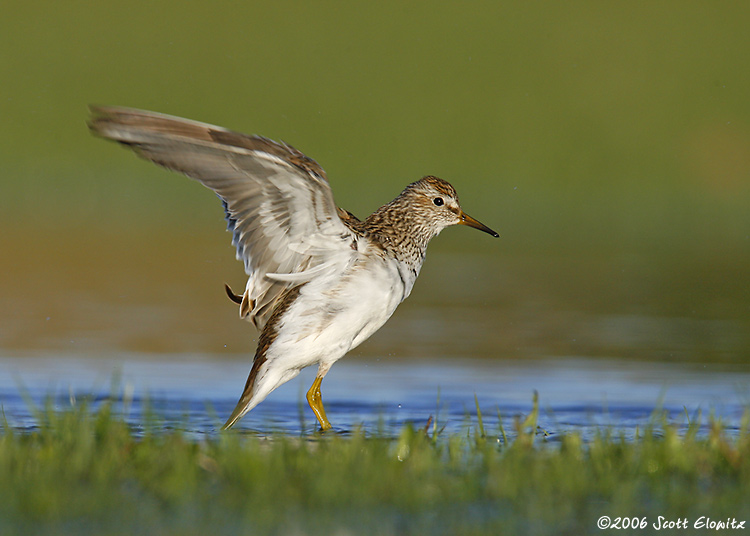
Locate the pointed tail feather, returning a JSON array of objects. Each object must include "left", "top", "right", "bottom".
[
  {"left": 221, "top": 366, "right": 301, "bottom": 430},
  {"left": 221, "top": 392, "right": 257, "bottom": 430},
  {"left": 221, "top": 364, "right": 264, "bottom": 430}
]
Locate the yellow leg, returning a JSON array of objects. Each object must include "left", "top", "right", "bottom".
[{"left": 306, "top": 376, "right": 332, "bottom": 431}]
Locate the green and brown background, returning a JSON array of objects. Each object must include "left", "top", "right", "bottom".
[{"left": 2, "top": 1, "right": 748, "bottom": 363}]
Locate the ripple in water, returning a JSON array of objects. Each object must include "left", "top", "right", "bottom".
[{"left": 1, "top": 354, "right": 748, "bottom": 442}]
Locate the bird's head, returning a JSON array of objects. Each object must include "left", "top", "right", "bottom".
[{"left": 402, "top": 176, "right": 499, "bottom": 239}]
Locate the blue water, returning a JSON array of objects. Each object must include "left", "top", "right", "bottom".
[{"left": 2, "top": 353, "right": 748, "bottom": 442}]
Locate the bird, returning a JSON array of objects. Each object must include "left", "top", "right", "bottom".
[{"left": 88, "top": 106, "right": 499, "bottom": 431}]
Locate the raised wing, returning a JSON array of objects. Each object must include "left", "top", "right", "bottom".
[{"left": 89, "top": 106, "right": 357, "bottom": 330}]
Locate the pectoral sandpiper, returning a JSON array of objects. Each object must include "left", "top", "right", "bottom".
[{"left": 88, "top": 106, "right": 498, "bottom": 431}]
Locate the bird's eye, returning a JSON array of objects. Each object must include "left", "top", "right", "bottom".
[{"left": 433, "top": 197, "right": 444, "bottom": 206}]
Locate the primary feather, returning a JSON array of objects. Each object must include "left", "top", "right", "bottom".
[{"left": 89, "top": 106, "right": 357, "bottom": 331}]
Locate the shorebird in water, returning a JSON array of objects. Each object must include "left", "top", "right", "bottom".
[{"left": 89, "top": 106, "right": 498, "bottom": 431}]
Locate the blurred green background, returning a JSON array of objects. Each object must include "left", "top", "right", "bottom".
[{"left": 1, "top": 1, "right": 749, "bottom": 362}]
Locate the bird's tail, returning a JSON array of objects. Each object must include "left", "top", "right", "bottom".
[
  {"left": 221, "top": 390, "right": 260, "bottom": 430},
  {"left": 221, "top": 365, "right": 299, "bottom": 430}
]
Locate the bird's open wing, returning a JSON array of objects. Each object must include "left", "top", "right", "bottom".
[{"left": 89, "top": 106, "right": 357, "bottom": 330}]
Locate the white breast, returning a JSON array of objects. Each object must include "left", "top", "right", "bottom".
[{"left": 264, "top": 249, "right": 411, "bottom": 371}]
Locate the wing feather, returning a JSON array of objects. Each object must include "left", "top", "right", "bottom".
[{"left": 89, "top": 106, "right": 357, "bottom": 329}]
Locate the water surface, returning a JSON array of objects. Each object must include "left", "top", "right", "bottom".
[
  {"left": 2, "top": 231, "right": 748, "bottom": 442},
  {"left": 3, "top": 353, "right": 747, "bottom": 442}
]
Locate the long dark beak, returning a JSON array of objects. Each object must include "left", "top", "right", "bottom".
[{"left": 459, "top": 211, "right": 499, "bottom": 237}]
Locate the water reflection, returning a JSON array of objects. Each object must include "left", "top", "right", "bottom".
[
  {"left": 2, "top": 227, "right": 748, "bottom": 365},
  {"left": 2, "top": 354, "right": 747, "bottom": 442},
  {"left": 2, "top": 227, "right": 749, "bottom": 441}
]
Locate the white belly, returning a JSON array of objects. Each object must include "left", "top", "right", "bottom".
[{"left": 265, "top": 255, "right": 408, "bottom": 371}]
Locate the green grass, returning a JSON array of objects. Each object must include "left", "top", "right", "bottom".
[{"left": 1, "top": 396, "right": 749, "bottom": 535}]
